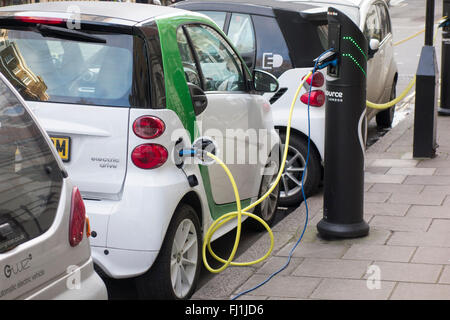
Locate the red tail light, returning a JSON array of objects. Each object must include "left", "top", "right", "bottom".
[
  {"left": 131, "top": 144, "right": 168, "bottom": 169},
  {"left": 133, "top": 116, "right": 165, "bottom": 139},
  {"left": 69, "top": 187, "right": 86, "bottom": 247},
  {"left": 303, "top": 72, "right": 325, "bottom": 87},
  {"left": 16, "top": 16, "right": 65, "bottom": 25},
  {"left": 300, "top": 90, "right": 326, "bottom": 107}
]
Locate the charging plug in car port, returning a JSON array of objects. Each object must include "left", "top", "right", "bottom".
[{"left": 174, "top": 137, "right": 186, "bottom": 168}]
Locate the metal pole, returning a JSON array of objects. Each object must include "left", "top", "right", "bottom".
[{"left": 425, "top": 0, "right": 435, "bottom": 45}]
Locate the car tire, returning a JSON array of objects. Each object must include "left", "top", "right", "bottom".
[
  {"left": 278, "top": 131, "right": 321, "bottom": 207},
  {"left": 376, "top": 81, "right": 396, "bottom": 128},
  {"left": 248, "top": 156, "right": 280, "bottom": 231},
  {"left": 135, "top": 204, "right": 202, "bottom": 300}
]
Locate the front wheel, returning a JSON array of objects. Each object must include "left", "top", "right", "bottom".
[
  {"left": 135, "top": 204, "right": 202, "bottom": 300},
  {"left": 376, "top": 81, "right": 396, "bottom": 128}
]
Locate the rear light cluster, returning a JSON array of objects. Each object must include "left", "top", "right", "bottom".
[
  {"left": 131, "top": 116, "right": 168, "bottom": 169},
  {"left": 300, "top": 72, "right": 325, "bottom": 107},
  {"left": 69, "top": 187, "right": 86, "bottom": 247}
]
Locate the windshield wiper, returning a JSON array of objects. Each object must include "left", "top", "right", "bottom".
[{"left": 35, "top": 24, "right": 106, "bottom": 44}]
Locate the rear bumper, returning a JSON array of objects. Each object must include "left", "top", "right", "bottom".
[
  {"left": 24, "top": 258, "right": 107, "bottom": 300},
  {"left": 85, "top": 167, "right": 199, "bottom": 278},
  {"left": 92, "top": 246, "right": 158, "bottom": 279}
]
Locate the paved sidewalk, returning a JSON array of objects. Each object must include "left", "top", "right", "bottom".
[{"left": 192, "top": 106, "right": 450, "bottom": 300}]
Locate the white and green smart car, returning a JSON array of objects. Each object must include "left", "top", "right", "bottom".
[{"left": 0, "top": 2, "right": 281, "bottom": 299}]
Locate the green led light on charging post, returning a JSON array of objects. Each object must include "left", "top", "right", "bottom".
[
  {"left": 342, "top": 53, "right": 366, "bottom": 77},
  {"left": 342, "top": 36, "right": 367, "bottom": 60}
]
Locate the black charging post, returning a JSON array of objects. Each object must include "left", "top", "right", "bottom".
[{"left": 317, "top": 7, "right": 369, "bottom": 239}]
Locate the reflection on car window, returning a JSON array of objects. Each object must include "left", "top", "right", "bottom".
[
  {"left": 176, "top": 28, "right": 202, "bottom": 87},
  {"left": 199, "top": 11, "right": 227, "bottom": 30},
  {"left": 0, "top": 29, "right": 135, "bottom": 107},
  {"left": 363, "top": 5, "right": 382, "bottom": 42},
  {"left": 376, "top": 3, "right": 391, "bottom": 40},
  {"left": 186, "top": 25, "right": 246, "bottom": 92},
  {"left": 228, "top": 13, "right": 255, "bottom": 56},
  {"left": 0, "top": 79, "right": 62, "bottom": 253}
]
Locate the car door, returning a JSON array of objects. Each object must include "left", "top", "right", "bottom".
[
  {"left": 176, "top": 24, "right": 266, "bottom": 205},
  {"left": 363, "top": 3, "right": 384, "bottom": 119}
]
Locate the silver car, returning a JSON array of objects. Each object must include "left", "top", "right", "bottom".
[{"left": 0, "top": 73, "right": 107, "bottom": 300}]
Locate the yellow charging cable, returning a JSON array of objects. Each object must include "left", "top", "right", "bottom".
[
  {"left": 202, "top": 71, "right": 313, "bottom": 273},
  {"left": 366, "top": 75, "right": 416, "bottom": 110}
]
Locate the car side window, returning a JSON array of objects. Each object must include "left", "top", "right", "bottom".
[
  {"left": 176, "top": 27, "right": 202, "bottom": 88},
  {"left": 376, "top": 3, "right": 391, "bottom": 40},
  {"left": 251, "top": 15, "right": 292, "bottom": 78},
  {"left": 198, "top": 11, "right": 227, "bottom": 30},
  {"left": 0, "top": 79, "right": 62, "bottom": 253},
  {"left": 185, "top": 24, "right": 246, "bottom": 92},
  {"left": 227, "top": 13, "right": 256, "bottom": 59},
  {"left": 363, "top": 5, "right": 382, "bottom": 42}
]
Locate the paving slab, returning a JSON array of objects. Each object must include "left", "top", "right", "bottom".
[
  {"left": 390, "top": 283, "right": 450, "bottom": 300},
  {"left": 310, "top": 279, "right": 396, "bottom": 300},
  {"left": 292, "top": 258, "right": 371, "bottom": 279},
  {"left": 364, "top": 202, "right": 410, "bottom": 216},
  {"left": 235, "top": 275, "right": 321, "bottom": 299},
  {"left": 407, "top": 205, "right": 450, "bottom": 218},
  {"left": 438, "top": 266, "right": 450, "bottom": 284},
  {"left": 412, "top": 247, "right": 450, "bottom": 265},
  {"left": 342, "top": 244, "right": 416, "bottom": 262},
  {"left": 369, "top": 215, "right": 432, "bottom": 232},
  {"left": 363, "top": 261, "right": 442, "bottom": 283},
  {"left": 277, "top": 242, "right": 350, "bottom": 259},
  {"left": 388, "top": 192, "right": 446, "bottom": 206},
  {"left": 368, "top": 183, "right": 424, "bottom": 194}
]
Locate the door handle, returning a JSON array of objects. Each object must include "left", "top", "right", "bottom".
[{"left": 188, "top": 82, "right": 208, "bottom": 116}]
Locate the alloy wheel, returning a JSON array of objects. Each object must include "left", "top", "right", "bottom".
[
  {"left": 280, "top": 144, "right": 308, "bottom": 199},
  {"left": 170, "top": 218, "right": 199, "bottom": 299}
]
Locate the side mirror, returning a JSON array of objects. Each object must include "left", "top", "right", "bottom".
[
  {"left": 368, "top": 38, "right": 380, "bottom": 59},
  {"left": 253, "top": 69, "right": 279, "bottom": 93},
  {"left": 187, "top": 82, "right": 207, "bottom": 116}
]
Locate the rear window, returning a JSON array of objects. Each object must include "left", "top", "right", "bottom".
[
  {"left": 0, "top": 78, "right": 62, "bottom": 253},
  {"left": 0, "top": 28, "right": 140, "bottom": 107}
]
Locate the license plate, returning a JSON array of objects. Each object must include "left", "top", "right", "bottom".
[{"left": 50, "top": 136, "right": 70, "bottom": 162}]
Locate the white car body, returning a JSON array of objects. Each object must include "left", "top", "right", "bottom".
[
  {"left": 0, "top": 2, "right": 280, "bottom": 299},
  {"left": 0, "top": 73, "right": 107, "bottom": 300}
]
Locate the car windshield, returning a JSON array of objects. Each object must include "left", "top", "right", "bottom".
[
  {"left": 0, "top": 77, "right": 62, "bottom": 253},
  {"left": 0, "top": 28, "right": 134, "bottom": 107}
]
